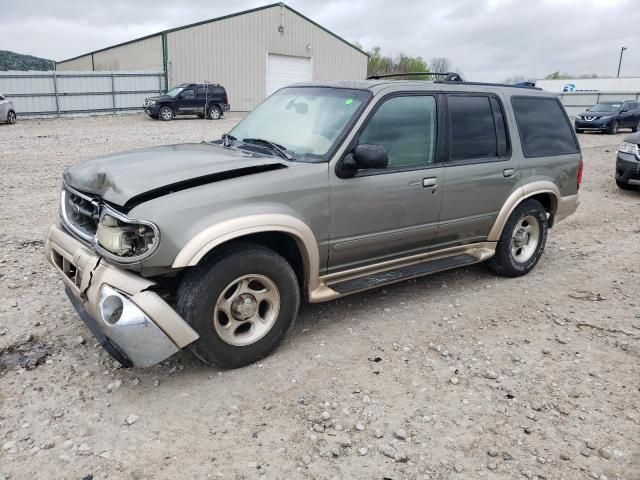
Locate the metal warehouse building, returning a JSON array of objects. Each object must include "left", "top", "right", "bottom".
[{"left": 56, "top": 3, "right": 368, "bottom": 111}]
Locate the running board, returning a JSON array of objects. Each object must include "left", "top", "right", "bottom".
[{"left": 330, "top": 254, "right": 478, "bottom": 295}]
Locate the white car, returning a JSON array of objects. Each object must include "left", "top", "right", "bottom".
[{"left": 0, "top": 94, "right": 17, "bottom": 124}]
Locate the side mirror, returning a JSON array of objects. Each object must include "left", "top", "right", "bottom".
[
  {"left": 621, "top": 107, "right": 629, "bottom": 112},
  {"left": 336, "top": 144, "right": 388, "bottom": 178},
  {"left": 354, "top": 144, "right": 388, "bottom": 169}
]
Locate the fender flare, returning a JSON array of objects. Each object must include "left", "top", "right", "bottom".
[
  {"left": 487, "top": 181, "right": 560, "bottom": 242},
  {"left": 171, "top": 214, "right": 321, "bottom": 290}
]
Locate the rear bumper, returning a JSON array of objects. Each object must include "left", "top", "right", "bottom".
[
  {"left": 45, "top": 224, "right": 198, "bottom": 367},
  {"left": 616, "top": 153, "right": 640, "bottom": 185},
  {"left": 554, "top": 193, "right": 580, "bottom": 223},
  {"left": 222, "top": 104, "right": 230, "bottom": 112}
]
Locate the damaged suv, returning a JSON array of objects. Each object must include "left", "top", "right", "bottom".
[{"left": 46, "top": 76, "right": 582, "bottom": 369}]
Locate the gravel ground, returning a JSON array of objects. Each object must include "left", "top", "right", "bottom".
[{"left": 0, "top": 113, "right": 639, "bottom": 480}]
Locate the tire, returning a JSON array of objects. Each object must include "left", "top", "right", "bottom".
[
  {"left": 632, "top": 120, "right": 639, "bottom": 133},
  {"left": 208, "top": 105, "right": 222, "bottom": 120},
  {"left": 608, "top": 121, "right": 619, "bottom": 134},
  {"left": 488, "top": 199, "right": 548, "bottom": 277},
  {"left": 176, "top": 242, "right": 300, "bottom": 369},
  {"left": 7, "top": 111, "right": 16, "bottom": 124},
  {"left": 158, "top": 106, "right": 174, "bottom": 121},
  {"left": 616, "top": 179, "right": 632, "bottom": 190}
]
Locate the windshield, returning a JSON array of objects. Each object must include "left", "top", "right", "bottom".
[
  {"left": 590, "top": 103, "right": 621, "bottom": 113},
  {"left": 229, "top": 87, "right": 370, "bottom": 161},
  {"left": 166, "top": 87, "right": 185, "bottom": 98}
]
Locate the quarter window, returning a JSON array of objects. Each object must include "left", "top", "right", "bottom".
[
  {"left": 449, "top": 95, "right": 502, "bottom": 161},
  {"left": 358, "top": 95, "right": 437, "bottom": 169},
  {"left": 512, "top": 97, "right": 579, "bottom": 157}
]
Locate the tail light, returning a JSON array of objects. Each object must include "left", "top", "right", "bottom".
[
  {"left": 223, "top": 92, "right": 228, "bottom": 104},
  {"left": 577, "top": 158, "right": 584, "bottom": 190}
]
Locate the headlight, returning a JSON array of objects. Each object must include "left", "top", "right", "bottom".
[
  {"left": 95, "top": 209, "right": 159, "bottom": 262},
  {"left": 149, "top": 100, "right": 157, "bottom": 105},
  {"left": 619, "top": 141, "right": 639, "bottom": 156}
]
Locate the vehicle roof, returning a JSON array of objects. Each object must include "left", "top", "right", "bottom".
[{"left": 289, "top": 80, "right": 554, "bottom": 97}]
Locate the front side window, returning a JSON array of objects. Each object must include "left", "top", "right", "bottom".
[
  {"left": 229, "top": 87, "right": 370, "bottom": 161},
  {"left": 181, "top": 89, "right": 195, "bottom": 99},
  {"left": 512, "top": 97, "right": 579, "bottom": 157},
  {"left": 358, "top": 95, "right": 437, "bottom": 168},
  {"left": 449, "top": 95, "right": 500, "bottom": 161},
  {"left": 165, "top": 87, "right": 184, "bottom": 98}
]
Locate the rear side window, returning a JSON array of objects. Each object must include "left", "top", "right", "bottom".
[
  {"left": 512, "top": 97, "right": 579, "bottom": 157},
  {"left": 449, "top": 95, "right": 508, "bottom": 161}
]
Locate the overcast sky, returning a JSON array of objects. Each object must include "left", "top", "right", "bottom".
[{"left": 3, "top": 0, "right": 639, "bottom": 82}]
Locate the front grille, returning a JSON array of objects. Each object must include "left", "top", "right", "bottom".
[{"left": 61, "top": 187, "right": 100, "bottom": 242}]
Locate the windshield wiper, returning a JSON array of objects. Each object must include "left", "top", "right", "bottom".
[
  {"left": 241, "top": 138, "right": 294, "bottom": 161},
  {"left": 222, "top": 133, "right": 236, "bottom": 147}
]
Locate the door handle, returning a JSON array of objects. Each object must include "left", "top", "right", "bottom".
[
  {"left": 422, "top": 177, "right": 438, "bottom": 188},
  {"left": 503, "top": 168, "right": 515, "bottom": 178}
]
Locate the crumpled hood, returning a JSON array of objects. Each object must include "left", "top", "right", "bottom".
[{"left": 63, "top": 143, "right": 287, "bottom": 208}]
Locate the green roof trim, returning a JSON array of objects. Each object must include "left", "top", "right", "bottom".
[{"left": 56, "top": 3, "right": 368, "bottom": 65}]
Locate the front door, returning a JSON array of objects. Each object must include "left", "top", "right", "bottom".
[
  {"left": 433, "top": 93, "right": 519, "bottom": 248},
  {"left": 329, "top": 94, "right": 444, "bottom": 272},
  {"left": 177, "top": 88, "right": 197, "bottom": 114}
]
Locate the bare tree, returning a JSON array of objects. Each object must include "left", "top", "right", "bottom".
[{"left": 430, "top": 57, "right": 451, "bottom": 73}]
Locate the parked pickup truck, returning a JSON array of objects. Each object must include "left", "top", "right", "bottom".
[{"left": 46, "top": 76, "right": 581, "bottom": 369}]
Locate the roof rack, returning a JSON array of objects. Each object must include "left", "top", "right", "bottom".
[{"left": 366, "top": 72, "right": 463, "bottom": 82}]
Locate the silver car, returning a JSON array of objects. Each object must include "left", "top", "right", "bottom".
[{"left": 0, "top": 94, "right": 17, "bottom": 124}]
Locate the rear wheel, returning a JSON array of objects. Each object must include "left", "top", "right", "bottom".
[
  {"left": 176, "top": 243, "right": 300, "bottom": 369},
  {"left": 488, "top": 199, "right": 548, "bottom": 277},
  {"left": 608, "top": 121, "right": 619, "bottom": 134},
  {"left": 7, "top": 111, "right": 16, "bottom": 124},
  {"left": 158, "top": 106, "right": 174, "bottom": 121},
  {"left": 632, "top": 120, "right": 640, "bottom": 133},
  {"left": 208, "top": 105, "right": 222, "bottom": 120}
]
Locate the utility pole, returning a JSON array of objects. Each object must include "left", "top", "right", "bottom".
[{"left": 617, "top": 46, "right": 627, "bottom": 78}]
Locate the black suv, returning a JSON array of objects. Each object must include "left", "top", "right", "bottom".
[
  {"left": 575, "top": 100, "right": 640, "bottom": 134},
  {"left": 144, "top": 83, "right": 230, "bottom": 121}
]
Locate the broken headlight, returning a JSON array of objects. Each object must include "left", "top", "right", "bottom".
[{"left": 95, "top": 209, "right": 159, "bottom": 262}]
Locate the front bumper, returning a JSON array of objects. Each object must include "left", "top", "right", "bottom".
[
  {"left": 144, "top": 104, "right": 160, "bottom": 116},
  {"left": 616, "top": 152, "right": 640, "bottom": 185},
  {"left": 45, "top": 224, "right": 198, "bottom": 367},
  {"left": 575, "top": 118, "right": 613, "bottom": 131}
]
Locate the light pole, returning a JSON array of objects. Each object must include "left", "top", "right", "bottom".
[{"left": 617, "top": 46, "right": 627, "bottom": 78}]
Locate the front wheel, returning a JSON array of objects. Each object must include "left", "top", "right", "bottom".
[
  {"left": 158, "top": 106, "right": 174, "bottom": 121},
  {"left": 7, "top": 111, "right": 16, "bottom": 124},
  {"left": 488, "top": 199, "right": 548, "bottom": 277},
  {"left": 176, "top": 243, "right": 300, "bottom": 369},
  {"left": 608, "top": 121, "right": 619, "bottom": 134}
]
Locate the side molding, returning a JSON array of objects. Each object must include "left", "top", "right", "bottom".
[
  {"left": 487, "top": 181, "right": 561, "bottom": 241},
  {"left": 171, "top": 214, "right": 321, "bottom": 290}
]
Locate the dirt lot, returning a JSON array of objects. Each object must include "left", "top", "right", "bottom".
[{"left": 0, "top": 114, "right": 639, "bottom": 480}]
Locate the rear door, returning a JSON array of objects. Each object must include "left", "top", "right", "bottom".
[
  {"left": 433, "top": 93, "right": 518, "bottom": 248},
  {"left": 0, "top": 95, "right": 8, "bottom": 121},
  {"left": 328, "top": 93, "right": 445, "bottom": 272}
]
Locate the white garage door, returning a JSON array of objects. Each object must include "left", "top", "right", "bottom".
[{"left": 266, "top": 54, "right": 312, "bottom": 97}]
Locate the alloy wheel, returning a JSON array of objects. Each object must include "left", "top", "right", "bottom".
[
  {"left": 213, "top": 274, "right": 280, "bottom": 346},
  {"left": 510, "top": 215, "right": 540, "bottom": 263}
]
